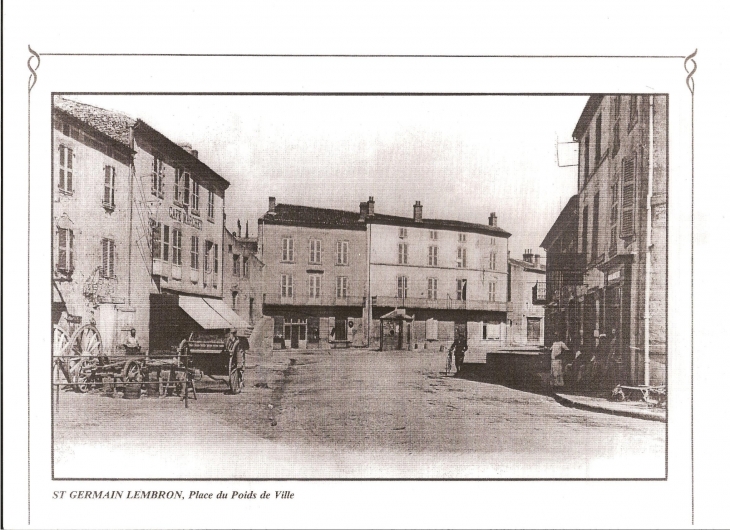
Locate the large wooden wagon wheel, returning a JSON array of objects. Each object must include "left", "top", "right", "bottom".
[
  {"left": 228, "top": 345, "right": 245, "bottom": 394},
  {"left": 53, "top": 325, "right": 72, "bottom": 385},
  {"left": 123, "top": 359, "right": 144, "bottom": 382},
  {"left": 69, "top": 324, "right": 102, "bottom": 392}
]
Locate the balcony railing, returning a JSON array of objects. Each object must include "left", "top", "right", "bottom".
[{"left": 373, "top": 296, "right": 507, "bottom": 313}]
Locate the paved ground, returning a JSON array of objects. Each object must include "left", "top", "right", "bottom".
[{"left": 53, "top": 348, "right": 666, "bottom": 479}]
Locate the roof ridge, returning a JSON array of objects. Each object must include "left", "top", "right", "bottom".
[{"left": 54, "top": 96, "right": 136, "bottom": 122}]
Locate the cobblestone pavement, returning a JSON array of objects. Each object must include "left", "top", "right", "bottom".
[{"left": 53, "top": 348, "right": 665, "bottom": 479}]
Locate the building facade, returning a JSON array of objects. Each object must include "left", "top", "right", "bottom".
[
  {"left": 367, "top": 201, "right": 511, "bottom": 354},
  {"left": 258, "top": 198, "right": 369, "bottom": 349},
  {"left": 53, "top": 97, "right": 236, "bottom": 355},
  {"left": 222, "top": 225, "right": 265, "bottom": 329},
  {"left": 506, "top": 251, "right": 546, "bottom": 346},
  {"left": 565, "top": 94, "right": 667, "bottom": 385},
  {"left": 52, "top": 99, "right": 137, "bottom": 351}
]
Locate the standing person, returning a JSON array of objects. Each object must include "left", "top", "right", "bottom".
[
  {"left": 454, "top": 338, "right": 467, "bottom": 374},
  {"left": 123, "top": 328, "right": 140, "bottom": 355},
  {"left": 550, "top": 338, "right": 570, "bottom": 388}
]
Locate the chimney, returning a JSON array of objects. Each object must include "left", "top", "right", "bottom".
[
  {"left": 359, "top": 201, "right": 369, "bottom": 221},
  {"left": 523, "top": 249, "right": 533, "bottom": 263},
  {"left": 237, "top": 219, "right": 242, "bottom": 238},
  {"left": 245, "top": 220, "right": 249, "bottom": 239},
  {"left": 413, "top": 201, "right": 423, "bottom": 222},
  {"left": 534, "top": 254, "right": 541, "bottom": 267},
  {"left": 367, "top": 196, "right": 375, "bottom": 216},
  {"left": 268, "top": 196, "right": 276, "bottom": 213},
  {"left": 489, "top": 212, "right": 498, "bottom": 227}
]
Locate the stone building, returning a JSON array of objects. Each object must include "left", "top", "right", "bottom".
[
  {"left": 559, "top": 94, "right": 667, "bottom": 385},
  {"left": 222, "top": 224, "right": 264, "bottom": 329},
  {"left": 506, "top": 250, "right": 546, "bottom": 346},
  {"left": 52, "top": 97, "right": 240, "bottom": 354},
  {"left": 367, "top": 200, "right": 511, "bottom": 356},
  {"left": 258, "top": 197, "right": 369, "bottom": 349},
  {"left": 52, "top": 98, "right": 137, "bottom": 351}
]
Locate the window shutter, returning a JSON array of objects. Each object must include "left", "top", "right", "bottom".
[
  {"left": 110, "top": 240, "right": 115, "bottom": 277},
  {"left": 111, "top": 167, "right": 115, "bottom": 206},
  {"left": 69, "top": 230, "right": 74, "bottom": 270},
  {"left": 104, "top": 166, "right": 111, "bottom": 204},
  {"left": 621, "top": 155, "right": 636, "bottom": 236},
  {"left": 58, "top": 229, "right": 67, "bottom": 270},
  {"left": 102, "top": 239, "right": 109, "bottom": 277}
]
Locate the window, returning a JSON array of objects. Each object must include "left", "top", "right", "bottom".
[
  {"left": 191, "top": 180, "right": 200, "bottom": 214},
  {"left": 397, "top": 276, "right": 408, "bottom": 299},
  {"left": 582, "top": 205, "right": 590, "bottom": 255},
  {"left": 101, "top": 238, "right": 115, "bottom": 278},
  {"left": 490, "top": 236, "right": 496, "bottom": 245},
  {"left": 594, "top": 113, "right": 602, "bottom": 162},
  {"left": 233, "top": 254, "right": 240, "bottom": 276},
  {"left": 337, "top": 240, "right": 349, "bottom": 265},
  {"left": 428, "top": 245, "right": 439, "bottom": 266},
  {"left": 57, "top": 228, "right": 74, "bottom": 272},
  {"left": 399, "top": 227, "right": 408, "bottom": 238},
  {"left": 592, "top": 192, "right": 600, "bottom": 261},
  {"left": 309, "top": 239, "right": 322, "bottom": 264},
  {"left": 628, "top": 95, "right": 639, "bottom": 129},
  {"left": 621, "top": 154, "right": 637, "bottom": 237},
  {"left": 152, "top": 157, "right": 164, "bottom": 198},
  {"left": 243, "top": 257, "right": 250, "bottom": 277},
  {"left": 162, "top": 225, "right": 170, "bottom": 262},
  {"left": 214, "top": 244, "right": 219, "bottom": 274},
  {"left": 583, "top": 133, "right": 590, "bottom": 184},
  {"left": 427, "top": 278, "right": 438, "bottom": 299},
  {"left": 610, "top": 180, "right": 619, "bottom": 256},
  {"left": 102, "top": 165, "right": 116, "bottom": 208},
  {"left": 483, "top": 322, "right": 500, "bottom": 340},
  {"left": 612, "top": 121, "right": 621, "bottom": 157},
  {"left": 337, "top": 276, "right": 349, "bottom": 298},
  {"left": 174, "top": 169, "right": 190, "bottom": 205},
  {"left": 457, "top": 247, "right": 467, "bottom": 268},
  {"left": 207, "top": 190, "right": 214, "bottom": 219},
  {"left": 457, "top": 279, "right": 467, "bottom": 301},
  {"left": 309, "top": 275, "right": 321, "bottom": 298},
  {"left": 281, "top": 274, "right": 293, "bottom": 297},
  {"left": 458, "top": 233, "right": 467, "bottom": 243},
  {"left": 232, "top": 291, "right": 238, "bottom": 312},
  {"left": 488, "top": 281, "right": 497, "bottom": 302},
  {"left": 398, "top": 243, "right": 408, "bottom": 264},
  {"left": 190, "top": 235, "right": 199, "bottom": 270},
  {"left": 152, "top": 222, "right": 161, "bottom": 259},
  {"left": 489, "top": 251, "right": 497, "bottom": 270},
  {"left": 58, "top": 145, "right": 73, "bottom": 193},
  {"left": 282, "top": 237, "right": 294, "bottom": 262},
  {"left": 172, "top": 228, "right": 182, "bottom": 265},
  {"left": 430, "top": 230, "right": 438, "bottom": 240},
  {"left": 204, "top": 240, "right": 213, "bottom": 272}
]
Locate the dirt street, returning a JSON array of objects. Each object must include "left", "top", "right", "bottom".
[{"left": 53, "top": 348, "right": 665, "bottom": 479}]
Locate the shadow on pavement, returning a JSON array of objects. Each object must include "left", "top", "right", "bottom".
[{"left": 453, "top": 359, "right": 552, "bottom": 396}]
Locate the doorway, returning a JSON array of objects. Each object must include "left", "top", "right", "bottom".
[{"left": 527, "top": 317, "right": 541, "bottom": 343}]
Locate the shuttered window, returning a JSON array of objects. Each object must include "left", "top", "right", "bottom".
[
  {"left": 337, "top": 241, "right": 349, "bottom": 264},
  {"left": 309, "top": 274, "right": 321, "bottom": 298},
  {"left": 337, "top": 276, "right": 349, "bottom": 298},
  {"left": 101, "top": 238, "right": 115, "bottom": 278},
  {"left": 621, "top": 154, "right": 636, "bottom": 237},
  {"left": 191, "top": 180, "right": 200, "bottom": 213},
  {"left": 281, "top": 275, "right": 293, "bottom": 297},
  {"left": 207, "top": 190, "right": 215, "bottom": 219},
  {"left": 428, "top": 246, "right": 438, "bottom": 266},
  {"left": 457, "top": 247, "right": 467, "bottom": 268},
  {"left": 489, "top": 251, "right": 497, "bottom": 270},
  {"left": 398, "top": 243, "right": 408, "bottom": 264},
  {"left": 57, "top": 228, "right": 74, "bottom": 272},
  {"left": 309, "top": 239, "right": 322, "bottom": 264},
  {"left": 58, "top": 145, "right": 73, "bottom": 193},
  {"left": 427, "top": 278, "right": 438, "bottom": 299},
  {"left": 282, "top": 238, "right": 293, "bottom": 262},
  {"left": 190, "top": 235, "right": 199, "bottom": 270},
  {"left": 103, "top": 165, "right": 115, "bottom": 207}
]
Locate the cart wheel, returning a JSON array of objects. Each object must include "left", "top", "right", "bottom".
[
  {"left": 71, "top": 324, "right": 103, "bottom": 357},
  {"left": 73, "top": 359, "right": 96, "bottom": 393},
  {"left": 53, "top": 325, "right": 71, "bottom": 384},
  {"left": 123, "top": 360, "right": 144, "bottom": 383},
  {"left": 229, "top": 351, "right": 244, "bottom": 394}
]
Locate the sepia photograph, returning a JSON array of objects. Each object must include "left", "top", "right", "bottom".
[{"left": 50, "top": 92, "right": 667, "bottom": 479}]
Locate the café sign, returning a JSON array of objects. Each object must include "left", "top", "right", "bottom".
[{"left": 169, "top": 206, "right": 202, "bottom": 230}]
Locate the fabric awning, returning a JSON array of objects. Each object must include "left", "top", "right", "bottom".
[
  {"left": 178, "top": 295, "right": 231, "bottom": 330},
  {"left": 204, "top": 298, "right": 253, "bottom": 337}
]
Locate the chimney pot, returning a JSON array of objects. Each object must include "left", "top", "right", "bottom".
[
  {"left": 367, "top": 196, "right": 375, "bottom": 216},
  {"left": 268, "top": 196, "right": 276, "bottom": 213},
  {"left": 413, "top": 201, "right": 423, "bottom": 222},
  {"left": 489, "top": 212, "right": 498, "bottom": 227}
]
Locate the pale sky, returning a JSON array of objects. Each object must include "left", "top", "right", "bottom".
[{"left": 67, "top": 94, "right": 586, "bottom": 257}]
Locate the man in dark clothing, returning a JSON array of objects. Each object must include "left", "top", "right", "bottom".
[{"left": 450, "top": 338, "right": 468, "bottom": 374}]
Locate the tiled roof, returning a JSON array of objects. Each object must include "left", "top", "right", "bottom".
[
  {"left": 259, "top": 202, "right": 511, "bottom": 237},
  {"left": 260, "top": 203, "right": 367, "bottom": 230},
  {"left": 370, "top": 213, "right": 511, "bottom": 237},
  {"left": 53, "top": 96, "right": 136, "bottom": 146}
]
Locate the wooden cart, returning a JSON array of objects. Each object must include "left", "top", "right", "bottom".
[{"left": 178, "top": 331, "right": 246, "bottom": 394}]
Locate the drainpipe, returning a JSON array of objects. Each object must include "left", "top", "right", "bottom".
[
  {"left": 644, "top": 95, "right": 654, "bottom": 386},
  {"left": 127, "top": 134, "right": 134, "bottom": 307},
  {"left": 366, "top": 222, "right": 372, "bottom": 347}
]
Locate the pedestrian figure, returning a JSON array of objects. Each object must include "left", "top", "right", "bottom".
[
  {"left": 550, "top": 338, "right": 569, "bottom": 388},
  {"left": 123, "top": 328, "right": 140, "bottom": 355},
  {"left": 450, "top": 338, "right": 467, "bottom": 374}
]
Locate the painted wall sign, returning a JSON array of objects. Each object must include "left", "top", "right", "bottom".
[{"left": 169, "top": 206, "right": 202, "bottom": 230}]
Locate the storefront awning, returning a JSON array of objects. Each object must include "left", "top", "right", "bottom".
[
  {"left": 205, "top": 298, "right": 253, "bottom": 337},
  {"left": 178, "top": 295, "right": 231, "bottom": 330}
]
